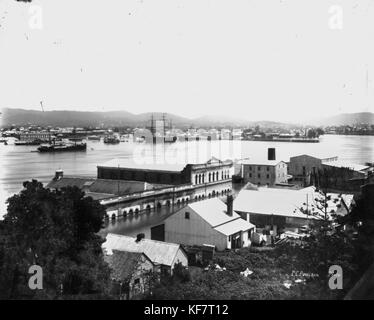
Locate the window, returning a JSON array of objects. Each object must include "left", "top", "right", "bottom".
[
  {"left": 266, "top": 174, "right": 270, "bottom": 179},
  {"left": 249, "top": 166, "right": 252, "bottom": 171},
  {"left": 185, "top": 212, "right": 190, "bottom": 219},
  {"left": 267, "top": 166, "right": 270, "bottom": 171},
  {"left": 249, "top": 173, "right": 252, "bottom": 178},
  {"left": 258, "top": 166, "right": 261, "bottom": 171},
  {"left": 258, "top": 174, "right": 261, "bottom": 178}
]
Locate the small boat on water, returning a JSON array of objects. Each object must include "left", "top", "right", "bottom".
[
  {"left": 104, "top": 135, "right": 120, "bottom": 144},
  {"left": 87, "top": 135, "right": 101, "bottom": 141},
  {"left": 15, "top": 139, "right": 43, "bottom": 146},
  {"left": 37, "top": 140, "right": 87, "bottom": 153}
]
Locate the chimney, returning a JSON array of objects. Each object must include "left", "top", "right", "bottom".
[
  {"left": 268, "top": 148, "right": 276, "bottom": 161},
  {"left": 136, "top": 233, "right": 145, "bottom": 242},
  {"left": 226, "top": 194, "right": 233, "bottom": 216},
  {"left": 54, "top": 169, "right": 64, "bottom": 180}
]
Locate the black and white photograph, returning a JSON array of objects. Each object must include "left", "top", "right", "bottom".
[{"left": 1, "top": 0, "right": 374, "bottom": 307}]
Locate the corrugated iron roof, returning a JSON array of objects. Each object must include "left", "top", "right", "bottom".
[
  {"left": 323, "top": 161, "right": 370, "bottom": 172},
  {"left": 103, "top": 233, "right": 185, "bottom": 267},
  {"left": 214, "top": 218, "right": 255, "bottom": 236},
  {"left": 98, "top": 158, "right": 188, "bottom": 172},
  {"left": 234, "top": 187, "right": 353, "bottom": 220},
  {"left": 47, "top": 176, "right": 154, "bottom": 196},
  {"left": 105, "top": 250, "right": 150, "bottom": 282},
  {"left": 188, "top": 198, "right": 240, "bottom": 227}
]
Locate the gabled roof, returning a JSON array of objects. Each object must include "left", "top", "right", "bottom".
[
  {"left": 105, "top": 250, "right": 152, "bottom": 282},
  {"left": 290, "top": 154, "right": 338, "bottom": 161},
  {"left": 47, "top": 176, "right": 96, "bottom": 190},
  {"left": 47, "top": 176, "right": 155, "bottom": 197},
  {"left": 99, "top": 158, "right": 188, "bottom": 172},
  {"left": 188, "top": 198, "right": 240, "bottom": 227},
  {"left": 323, "top": 161, "right": 370, "bottom": 172},
  {"left": 214, "top": 218, "right": 254, "bottom": 236},
  {"left": 102, "top": 233, "right": 186, "bottom": 267},
  {"left": 234, "top": 187, "right": 353, "bottom": 220}
]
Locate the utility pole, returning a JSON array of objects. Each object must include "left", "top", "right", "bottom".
[{"left": 117, "top": 163, "right": 120, "bottom": 216}]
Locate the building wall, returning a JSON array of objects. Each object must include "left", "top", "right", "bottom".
[
  {"left": 274, "top": 162, "right": 288, "bottom": 184},
  {"left": 20, "top": 132, "right": 51, "bottom": 141},
  {"left": 191, "top": 166, "right": 232, "bottom": 186},
  {"left": 239, "top": 210, "right": 322, "bottom": 235},
  {"left": 171, "top": 249, "right": 189, "bottom": 270},
  {"left": 164, "top": 207, "right": 228, "bottom": 251},
  {"left": 124, "top": 255, "right": 154, "bottom": 300},
  {"left": 97, "top": 167, "right": 190, "bottom": 185},
  {"left": 288, "top": 155, "right": 323, "bottom": 186},
  {"left": 98, "top": 161, "right": 233, "bottom": 187},
  {"left": 242, "top": 162, "right": 287, "bottom": 186},
  {"left": 226, "top": 229, "right": 251, "bottom": 249}
]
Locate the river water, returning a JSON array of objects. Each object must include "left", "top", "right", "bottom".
[{"left": 1, "top": 134, "right": 373, "bottom": 233}]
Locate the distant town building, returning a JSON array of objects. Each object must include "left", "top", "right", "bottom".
[
  {"left": 47, "top": 156, "right": 233, "bottom": 221},
  {"left": 102, "top": 233, "right": 188, "bottom": 274},
  {"left": 97, "top": 157, "right": 233, "bottom": 187},
  {"left": 288, "top": 154, "right": 338, "bottom": 186},
  {"left": 239, "top": 148, "right": 289, "bottom": 186},
  {"left": 156, "top": 197, "right": 255, "bottom": 251},
  {"left": 19, "top": 132, "right": 52, "bottom": 142}
]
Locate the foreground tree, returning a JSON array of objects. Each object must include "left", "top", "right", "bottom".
[{"left": 0, "top": 180, "right": 111, "bottom": 299}]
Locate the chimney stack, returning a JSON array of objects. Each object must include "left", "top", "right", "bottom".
[
  {"left": 268, "top": 148, "right": 276, "bottom": 161},
  {"left": 226, "top": 194, "right": 233, "bottom": 216},
  {"left": 54, "top": 169, "right": 64, "bottom": 180},
  {"left": 136, "top": 233, "right": 145, "bottom": 242}
]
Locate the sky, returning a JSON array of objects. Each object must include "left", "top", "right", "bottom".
[{"left": 0, "top": 0, "right": 374, "bottom": 122}]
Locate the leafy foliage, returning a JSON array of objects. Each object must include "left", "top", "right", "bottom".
[
  {"left": 0, "top": 180, "right": 111, "bottom": 299},
  {"left": 149, "top": 222, "right": 361, "bottom": 300}
]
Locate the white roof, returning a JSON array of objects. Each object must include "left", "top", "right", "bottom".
[
  {"left": 234, "top": 189, "right": 310, "bottom": 219},
  {"left": 189, "top": 198, "right": 240, "bottom": 227},
  {"left": 323, "top": 161, "right": 370, "bottom": 172},
  {"left": 214, "top": 218, "right": 255, "bottom": 236},
  {"left": 102, "top": 233, "right": 185, "bottom": 267},
  {"left": 234, "top": 187, "right": 353, "bottom": 220},
  {"left": 241, "top": 158, "right": 284, "bottom": 166}
]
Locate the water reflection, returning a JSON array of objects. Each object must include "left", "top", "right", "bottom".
[
  {"left": 99, "top": 205, "right": 175, "bottom": 238},
  {"left": 1, "top": 135, "right": 374, "bottom": 220}
]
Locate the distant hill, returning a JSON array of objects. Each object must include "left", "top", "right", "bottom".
[
  {"left": 306, "top": 112, "right": 374, "bottom": 126},
  {"left": 0, "top": 108, "right": 193, "bottom": 128},
  {"left": 3, "top": 108, "right": 371, "bottom": 128},
  {"left": 0, "top": 108, "right": 288, "bottom": 128}
]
